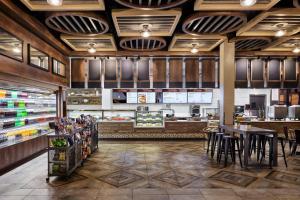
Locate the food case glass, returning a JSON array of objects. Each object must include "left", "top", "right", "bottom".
[{"left": 135, "top": 111, "right": 164, "bottom": 128}]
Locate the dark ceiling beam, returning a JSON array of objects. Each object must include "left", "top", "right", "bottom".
[{"left": 0, "top": 0, "right": 71, "bottom": 56}]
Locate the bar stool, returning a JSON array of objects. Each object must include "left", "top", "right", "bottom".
[{"left": 217, "top": 135, "right": 243, "bottom": 167}]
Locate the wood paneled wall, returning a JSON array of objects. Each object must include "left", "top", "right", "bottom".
[
  {"left": 202, "top": 59, "right": 216, "bottom": 88},
  {"left": 153, "top": 58, "right": 166, "bottom": 88},
  {"left": 0, "top": 11, "right": 69, "bottom": 89}
]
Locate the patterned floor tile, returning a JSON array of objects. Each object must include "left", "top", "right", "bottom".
[
  {"left": 152, "top": 170, "right": 200, "bottom": 187},
  {"left": 265, "top": 171, "right": 300, "bottom": 186},
  {"left": 97, "top": 171, "right": 145, "bottom": 187},
  {"left": 210, "top": 171, "right": 257, "bottom": 187}
]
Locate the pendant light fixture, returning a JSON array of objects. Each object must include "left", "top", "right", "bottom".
[
  {"left": 293, "top": 43, "right": 300, "bottom": 54},
  {"left": 240, "top": 0, "right": 257, "bottom": 7},
  {"left": 47, "top": 0, "right": 63, "bottom": 6},
  {"left": 140, "top": 24, "right": 151, "bottom": 38},
  {"left": 274, "top": 23, "right": 287, "bottom": 37},
  {"left": 190, "top": 44, "right": 199, "bottom": 54},
  {"left": 12, "top": 44, "right": 21, "bottom": 54},
  {"left": 88, "top": 43, "right": 96, "bottom": 54}
]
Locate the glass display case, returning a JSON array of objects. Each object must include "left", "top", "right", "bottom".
[
  {"left": 102, "top": 110, "right": 135, "bottom": 122},
  {"left": 135, "top": 111, "right": 164, "bottom": 128},
  {"left": 67, "top": 110, "right": 103, "bottom": 120},
  {"left": 0, "top": 88, "right": 56, "bottom": 146}
]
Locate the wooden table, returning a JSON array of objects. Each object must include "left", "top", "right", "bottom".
[{"left": 220, "top": 125, "right": 278, "bottom": 167}]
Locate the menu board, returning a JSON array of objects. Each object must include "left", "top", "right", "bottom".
[
  {"left": 163, "top": 91, "right": 187, "bottom": 103},
  {"left": 188, "top": 90, "right": 213, "bottom": 104},
  {"left": 127, "top": 92, "right": 138, "bottom": 103},
  {"left": 138, "top": 92, "right": 156, "bottom": 104}
]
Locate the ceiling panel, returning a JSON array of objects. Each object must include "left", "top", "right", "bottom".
[
  {"left": 194, "top": 0, "right": 280, "bottom": 11},
  {"left": 45, "top": 12, "right": 109, "bottom": 35},
  {"left": 238, "top": 9, "right": 300, "bottom": 37},
  {"left": 20, "top": 0, "right": 105, "bottom": 11},
  {"left": 61, "top": 34, "right": 116, "bottom": 51},
  {"left": 120, "top": 37, "right": 166, "bottom": 51},
  {"left": 183, "top": 12, "right": 247, "bottom": 36},
  {"left": 114, "top": 0, "right": 188, "bottom": 10},
  {"left": 231, "top": 37, "right": 272, "bottom": 51},
  {"left": 263, "top": 36, "right": 300, "bottom": 51},
  {"left": 112, "top": 9, "right": 181, "bottom": 36},
  {"left": 169, "top": 34, "right": 225, "bottom": 51}
]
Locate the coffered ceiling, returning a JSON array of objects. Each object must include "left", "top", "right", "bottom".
[{"left": 6, "top": 0, "right": 300, "bottom": 56}]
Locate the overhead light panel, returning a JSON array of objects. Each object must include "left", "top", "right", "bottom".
[
  {"left": 88, "top": 43, "right": 96, "bottom": 54},
  {"left": 140, "top": 24, "right": 151, "bottom": 38},
  {"left": 191, "top": 44, "right": 199, "bottom": 54},
  {"left": 47, "top": 0, "right": 63, "bottom": 6},
  {"left": 240, "top": 0, "right": 257, "bottom": 7}
]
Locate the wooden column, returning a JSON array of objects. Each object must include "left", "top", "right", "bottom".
[{"left": 219, "top": 40, "right": 235, "bottom": 125}]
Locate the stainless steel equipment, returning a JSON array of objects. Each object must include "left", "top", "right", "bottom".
[
  {"left": 268, "top": 105, "right": 288, "bottom": 119},
  {"left": 190, "top": 105, "right": 201, "bottom": 117},
  {"left": 288, "top": 105, "right": 300, "bottom": 119},
  {"left": 137, "top": 106, "right": 149, "bottom": 112}
]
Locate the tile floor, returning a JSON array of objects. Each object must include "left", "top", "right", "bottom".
[{"left": 0, "top": 140, "right": 300, "bottom": 200}]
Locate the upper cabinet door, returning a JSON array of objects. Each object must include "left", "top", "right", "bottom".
[
  {"left": 236, "top": 59, "right": 248, "bottom": 81},
  {"left": 268, "top": 59, "right": 281, "bottom": 81},
  {"left": 186, "top": 58, "right": 199, "bottom": 88},
  {"left": 251, "top": 59, "right": 264, "bottom": 81},
  {"left": 169, "top": 58, "right": 183, "bottom": 88},
  {"left": 202, "top": 59, "right": 216, "bottom": 88},
  {"left": 153, "top": 58, "right": 166, "bottom": 88},
  {"left": 284, "top": 58, "right": 297, "bottom": 81},
  {"left": 88, "top": 60, "right": 101, "bottom": 81}
]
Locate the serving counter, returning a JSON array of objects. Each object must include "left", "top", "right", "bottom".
[
  {"left": 240, "top": 120, "right": 300, "bottom": 134},
  {"left": 98, "top": 120, "right": 208, "bottom": 139}
]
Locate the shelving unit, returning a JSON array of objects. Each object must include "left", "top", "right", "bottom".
[
  {"left": 135, "top": 111, "right": 164, "bottom": 128},
  {"left": 0, "top": 89, "right": 56, "bottom": 145}
]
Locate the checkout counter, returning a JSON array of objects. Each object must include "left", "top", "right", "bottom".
[
  {"left": 239, "top": 105, "right": 300, "bottom": 134},
  {"left": 98, "top": 108, "right": 213, "bottom": 139}
]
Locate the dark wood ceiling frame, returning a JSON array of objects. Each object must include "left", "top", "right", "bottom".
[
  {"left": 0, "top": 1, "right": 70, "bottom": 56},
  {"left": 45, "top": 12, "right": 109, "bottom": 36},
  {"left": 120, "top": 37, "right": 167, "bottom": 51},
  {"left": 232, "top": 37, "right": 272, "bottom": 51},
  {"left": 182, "top": 12, "right": 247, "bottom": 36},
  {"left": 114, "top": 0, "right": 188, "bottom": 10},
  {"left": 293, "top": 0, "right": 300, "bottom": 8}
]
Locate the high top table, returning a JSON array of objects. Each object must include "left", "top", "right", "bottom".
[{"left": 220, "top": 124, "right": 278, "bottom": 167}]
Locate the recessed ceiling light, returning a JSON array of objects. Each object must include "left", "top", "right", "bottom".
[
  {"left": 88, "top": 43, "right": 96, "bottom": 54},
  {"left": 140, "top": 24, "right": 151, "bottom": 38},
  {"left": 274, "top": 23, "right": 287, "bottom": 37},
  {"left": 47, "top": 0, "right": 63, "bottom": 6},
  {"left": 240, "top": 0, "right": 257, "bottom": 7},
  {"left": 191, "top": 44, "right": 199, "bottom": 54}
]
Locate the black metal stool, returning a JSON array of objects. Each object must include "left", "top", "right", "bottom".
[{"left": 217, "top": 135, "right": 243, "bottom": 167}]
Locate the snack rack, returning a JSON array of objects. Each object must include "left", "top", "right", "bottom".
[{"left": 46, "top": 129, "right": 83, "bottom": 182}]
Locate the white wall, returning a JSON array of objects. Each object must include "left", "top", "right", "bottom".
[{"left": 234, "top": 88, "right": 272, "bottom": 107}]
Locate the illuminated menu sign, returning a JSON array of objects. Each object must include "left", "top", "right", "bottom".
[
  {"left": 163, "top": 89, "right": 187, "bottom": 103},
  {"left": 187, "top": 89, "right": 213, "bottom": 103},
  {"left": 126, "top": 92, "right": 138, "bottom": 103}
]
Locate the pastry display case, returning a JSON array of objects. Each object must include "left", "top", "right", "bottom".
[{"left": 135, "top": 111, "right": 164, "bottom": 128}]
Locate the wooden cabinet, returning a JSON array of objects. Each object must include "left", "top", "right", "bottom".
[
  {"left": 235, "top": 58, "right": 248, "bottom": 88},
  {"left": 88, "top": 60, "right": 101, "bottom": 88},
  {"left": 153, "top": 58, "right": 166, "bottom": 88},
  {"left": 120, "top": 59, "right": 134, "bottom": 88},
  {"left": 169, "top": 58, "right": 182, "bottom": 88},
  {"left": 186, "top": 58, "right": 199, "bottom": 88},
  {"left": 104, "top": 59, "right": 118, "bottom": 88},
  {"left": 137, "top": 58, "right": 150, "bottom": 88},
  {"left": 202, "top": 59, "right": 216, "bottom": 88},
  {"left": 71, "top": 59, "right": 86, "bottom": 88}
]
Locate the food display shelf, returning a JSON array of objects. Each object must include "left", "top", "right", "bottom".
[{"left": 135, "top": 111, "right": 164, "bottom": 128}]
